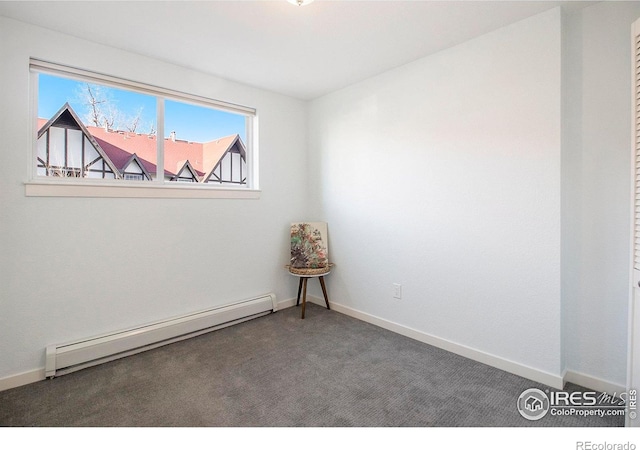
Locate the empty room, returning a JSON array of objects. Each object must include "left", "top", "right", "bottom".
[{"left": 2, "top": 0, "right": 640, "bottom": 444}]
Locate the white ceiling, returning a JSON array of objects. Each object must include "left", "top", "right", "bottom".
[{"left": 0, "top": 0, "right": 595, "bottom": 100}]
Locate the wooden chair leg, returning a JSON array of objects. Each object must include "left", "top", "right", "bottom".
[
  {"left": 319, "top": 276, "right": 330, "bottom": 310},
  {"left": 296, "top": 278, "right": 303, "bottom": 306},
  {"left": 301, "top": 277, "right": 308, "bottom": 319}
]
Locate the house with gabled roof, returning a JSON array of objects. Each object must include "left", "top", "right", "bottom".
[
  {"left": 172, "top": 160, "right": 201, "bottom": 183},
  {"left": 36, "top": 102, "right": 121, "bottom": 179},
  {"left": 120, "top": 153, "right": 154, "bottom": 181},
  {"left": 201, "top": 134, "right": 247, "bottom": 184},
  {"left": 37, "top": 103, "right": 247, "bottom": 184}
]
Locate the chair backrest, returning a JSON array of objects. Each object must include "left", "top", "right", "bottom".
[{"left": 290, "top": 222, "right": 329, "bottom": 270}]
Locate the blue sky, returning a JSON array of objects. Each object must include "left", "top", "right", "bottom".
[{"left": 38, "top": 73, "right": 246, "bottom": 142}]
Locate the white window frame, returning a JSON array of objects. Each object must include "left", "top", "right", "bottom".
[{"left": 25, "top": 59, "right": 260, "bottom": 199}]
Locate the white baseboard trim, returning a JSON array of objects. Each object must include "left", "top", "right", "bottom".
[
  {"left": 6, "top": 300, "right": 617, "bottom": 395},
  {"left": 563, "top": 369, "right": 625, "bottom": 395},
  {"left": 0, "top": 368, "right": 46, "bottom": 392},
  {"left": 277, "top": 297, "right": 298, "bottom": 310},
  {"left": 306, "top": 295, "right": 564, "bottom": 389}
]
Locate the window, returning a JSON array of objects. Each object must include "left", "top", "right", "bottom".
[{"left": 28, "top": 59, "right": 258, "bottom": 198}]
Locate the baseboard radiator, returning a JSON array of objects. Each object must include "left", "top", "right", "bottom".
[{"left": 45, "top": 293, "right": 278, "bottom": 378}]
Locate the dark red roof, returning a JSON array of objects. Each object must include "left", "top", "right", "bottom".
[{"left": 38, "top": 116, "right": 241, "bottom": 178}]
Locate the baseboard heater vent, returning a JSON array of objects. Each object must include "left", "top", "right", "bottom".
[{"left": 45, "top": 293, "right": 278, "bottom": 378}]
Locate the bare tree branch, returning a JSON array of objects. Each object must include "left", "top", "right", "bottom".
[
  {"left": 84, "top": 84, "right": 106, "bottom": 127},
  {"left": 75, "top": 83, "right": 154, "bottom": 135},
  {"left": 125, "top": 107, "right": 144, "bottom": 133}
]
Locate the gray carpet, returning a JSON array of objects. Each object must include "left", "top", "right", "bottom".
[{"left": 0, "top": 304, "right": 625, "bottom": 427}]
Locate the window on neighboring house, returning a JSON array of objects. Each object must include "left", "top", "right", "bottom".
[{"left": 30, "top": 59, "right": 257, "bottom": 196}]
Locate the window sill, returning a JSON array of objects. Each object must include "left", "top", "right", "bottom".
[{"left": 24, "top": 180, "right": 261, "bottom": 199}]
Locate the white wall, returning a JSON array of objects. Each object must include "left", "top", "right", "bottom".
[
  {"left": 308, "top": 2, "right": 640, "bottom": 390},
  {"left": 0, "top": 17, "right": 308, "bottom": 381},
  {"left": 308, "top": 9, "right": 563, "bottom": 379},
  {"left": 562, "top": 1, "right": 640, "bottom": 389}
]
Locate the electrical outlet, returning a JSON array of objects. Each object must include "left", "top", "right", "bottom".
[{"left": 393, "top": 283, "right": 402, "bottom": 299}]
